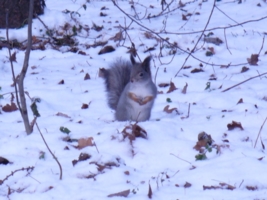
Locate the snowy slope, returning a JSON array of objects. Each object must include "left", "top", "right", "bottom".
[{"left": 1, "top": 0, "right": 267, "bottom": 199}]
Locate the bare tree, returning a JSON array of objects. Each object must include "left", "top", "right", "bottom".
[
  {"left": 18, "top": 0, "right": 34, "bottom": 134},
  {"left": 6, "top": 0, "right": 34, "bottom": 134}
]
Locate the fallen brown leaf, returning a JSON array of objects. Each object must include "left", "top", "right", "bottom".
[
  {"left": 55, "top": 112, "right": 71, "bottom": 118},
  {"left": 158, "top": 83, "right": 169, "bottom": 88},
  {"left": 241, "top": 66, "right": 249, "bottom": 73},
  {"left": 98, "top": 45, "right": 115, "bottom": 55},
  {"left": 163, "top": 105, "right": 178, "bottom": 114},
  {"left": 246, "top": 186, "right": 258, "bottom": 191},
  {"left": 58, "top": 80, "right": 64, "bottom": 84},
  {"left": 182, "top": 14, "right": 187, "bottom": 20},
  {"left": 191, "top": 68, "right": 204, "bottom": 73},
  {"left": 247, "top": 54, "right": 259, "bottom": 66},
  {"left": 227, "top": 121, "right": 244, "bottom": 130},
  {"left": 184, "top": 182, "right": 192, "bottom": 188},
  {"left": 2, "top": 102, "right": 18, "bottom": 112},
  {"left": 181, "top": 82, "right": 188, "bottom": 94},
  {"left": 84, "top": 73, "right": 90, "bottom": 80},
  {"left": 236, "top": 98, "right": 243, "bottom": 104},
  {"left": 77, "top": 137, "right": 94, "bottom": 149},
  {"left": 78, "top": 153, "right": 91, "bottom": 161},
  {"left": 10, "top": 52, "right": 17, "bottom": 62},
  {"left": 110, "top": 31, "right": 124, "bottom": 42},
  {"left": 0, "top": 157, "right": 10, "bottom": 165},
  {"left": 148, "top": 183, "right": 152, "bottom": 199},
  {"left": 107, "top": 189, "right": 130, "bottom": 198},
  {"left": 167, "top": 81, "right": 177, "bottom": 93},
  {"left": 81, "top": 103, "right": 89, "bottom": 109},
  {"left": 204, "top": 37, "right": 223, "bottom": 45}
]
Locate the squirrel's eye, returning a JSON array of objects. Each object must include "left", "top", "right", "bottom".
[{"left": 139, "top": 72, "right": 143, "bottom": 77}]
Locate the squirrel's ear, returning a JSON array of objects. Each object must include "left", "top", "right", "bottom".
[
  {"left": 130, "top": 54, "right": 136, "bottom": 65},
  {"left": 142, "top": 56, "right": 152, "bottom": 73}
]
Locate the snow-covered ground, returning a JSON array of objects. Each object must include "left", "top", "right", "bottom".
[{"left": 1, "top": 0, "right": 267, "bottom": 199}]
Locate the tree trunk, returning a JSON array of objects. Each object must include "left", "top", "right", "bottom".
[{"left": 18, "top": 0, "right": 34, "bottom": 134}]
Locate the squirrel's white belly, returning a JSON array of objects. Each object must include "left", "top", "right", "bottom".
[{"left": 128, "top": 94, "right": 153, "bottom": 121}]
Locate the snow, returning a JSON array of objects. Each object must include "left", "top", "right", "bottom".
[{"left": 1, "top": 0, "right": 267, "bottom": 199}]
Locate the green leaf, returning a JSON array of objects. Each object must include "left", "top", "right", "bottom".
[
  {"left": 195, "top": 154, "right": 207, "bottom": 161},
  {"left": 206, "top": 145, "right": 212, "bottom": 152},
  {"left": 205, "top": 51, "right": 213, "bottom": 56},
  {"left": 39, "top": 151, "right": 45, "bottom": 160},
  {"left": 31, "top": 102, "right": 40, "bottom": 117},
  {"left": 60, "top": 126, "right": 71, "bottom": 134},
  {"left": 205, "top": 82, "right": 210, "bottom": 90},
  {"left": 166, "top": 98, "right": 172, "bottom": 103}
]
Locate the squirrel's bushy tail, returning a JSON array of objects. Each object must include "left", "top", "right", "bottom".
[{"left": 103, "top": 59, "right": 131, "bottom": 110}]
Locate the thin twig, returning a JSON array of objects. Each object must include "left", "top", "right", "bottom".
[
  {"left": 258, "top": 35, "right": 265, "bottom": 55},
  {"left": 5, "top": 9, "right": 22, "bottom": 115},
  {"left": 187, "top": 103, "right": 191, "bottom": 118},
  {"left": 174, "top": 0, "right": 217, "bottom": 77},
  {"left": 35, "top": 122, "right": 63, "bottom": 180},
  {"left": 239, "top": 179, "right": 244, "bottom": 188},
  {"left": 165, "top": 15, "right": 267, "bottom": 35},
  {"left": 34, "top": 14, "right": 52, "bottom": 37},
  {"left": 148, "top": 0, "right": 198, "bottom": 19},
  {"left": 254, "top": 116, "right": 267, "bottom": 148},
  {"left": 93, "top": 141, "right": 100, "bottom": 153},
  {"left": 224, "top": 28, "right": 232, "bottom": 55},
  {"left": 221, "top": 72, "right": 267, "bottom": 92},
  {"left": 0, "top": 166, "right": 34, "bottom": 185},
  {"left": 170, "top": 153, "right": 192, "bottom": 165},
  {"left": 215, "top": 5, "right": 242, "bottom": 27},
  {"left": 112, "top": 0, "right": 250, "bottom": 68},
  {"left": 154, "top": 67, "right": 159, "bottom": 85}
]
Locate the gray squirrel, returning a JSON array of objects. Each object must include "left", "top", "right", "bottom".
[{"left": 102, "top": 55, "right": 157, "bottom": 121}]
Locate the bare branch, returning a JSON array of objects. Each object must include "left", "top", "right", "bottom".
[
  {"left": 222, "top": 72, "right": 267, "bottom": 92},
  {"left": 215, "top": 5, "right": 242, "bottom": 27},
  {"left": 224, "top": 29, "right": 232, "bottom": 55},
  {"left": 0, "top": 166, "right": 34, "bottom": 186},
  {"left": 165, "top": 15, "right": 267, "bottom": 35},
  {"left": 18, "top": 0, "right": 34, "bottom": 134},
  {"left": 174, "top": 0, "right": 217, "bottom": 77},
  {"left": 5, "top": 9, "right": 22, "bottom": 114},
  {"left": 258, "top": 35, "right": 265, "bottom": 55},
  {"left": 254, "top": 116, "right": 267, "bottom": 149},
  {"left": 112, "top": 0, "right": 248, "bottom": 69},
  {"left": 36, "top": 122, "right": 63, "bottom": 180}
]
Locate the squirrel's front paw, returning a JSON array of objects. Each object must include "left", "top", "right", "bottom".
[{"left": 128, "top": 92, "right": 153, "bottom": 105}]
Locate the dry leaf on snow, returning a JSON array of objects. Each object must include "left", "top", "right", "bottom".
[
  {"left": 181, "top": 82, "right": 188, "bottom": 94},
  {"left": 107, "top": 189, "right": 130, "bottom": 198},
  {"left": 191, "top": 68, "right": 204, "bottom": 73},
  {"left": 166, "top": 81, "right": 177, "bottom": 93},
  {"left": 84, "top": 73, "right": 90, "bottom": 80},
  {"left": 247, "top": 54, "right": 259, "bottom": 65},
  {"left": 56, "top": 112, "right": 71, "bottom": 118},
  {"left": 227, "top": 121, "right": 244, "bottom": 130},
  {"left": 98, "top": 45, "right": 115, "bottom": 55},
  {"left": 77, "top": 137, "right": 94, "bottom": 149},
  {"left": 163, "top": 105, "right": 178, "bottom": 114},
  {"left": 158, "top": 83, "right": 169, "bottom": 88},
  {"left": 236, "top": 98, "right": 243, "bottom": 104},
  {"left": 2, "top": 102, "right": 18, "bottom": 112},
  {"left": 148, "top": 183, "right": 152, "bottom": 199}
]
